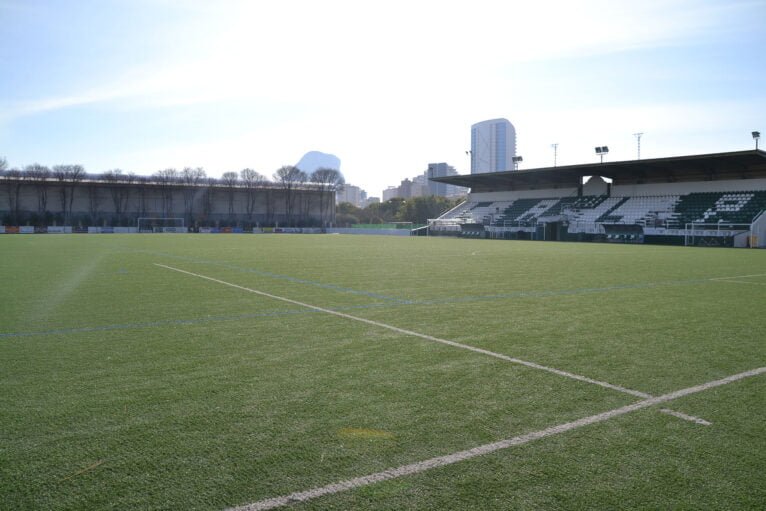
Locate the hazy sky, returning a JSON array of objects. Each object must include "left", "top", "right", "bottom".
[{"left": 1, "top": 0, "right": 765, "bottom": 197}]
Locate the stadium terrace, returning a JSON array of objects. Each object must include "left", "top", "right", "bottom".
[{"left": 428, "top": 149, "right": 766, "bottom": 248}]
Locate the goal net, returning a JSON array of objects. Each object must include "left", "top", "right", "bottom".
[
  {"left": 684, "top": 222, "right": 750, "bottom": 246},
  {"left": 137, "top": 217, "right": 187, "bottom": 233}
]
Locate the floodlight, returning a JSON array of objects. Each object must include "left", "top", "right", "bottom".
[
  {"left": 753, "top": 131, "right": 761, "bottom": 150},
  {"left": 512, "top": 155, "right": 523, "bottom": 170},
  {"left": 595, "top": 145, "right": 608, "bottom": 163}
]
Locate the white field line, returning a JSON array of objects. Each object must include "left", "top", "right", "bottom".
[
  {"left": 709, "top": 272, "right": 766, "bottom": 286},
  {"left": 709, "top": 273, "right": 766, "bottom": 280},
  {"left": 659, "top": 408, "right": 712, "bottom": 426},
  {"left": 154, "top": 263, "right": 651, "bottom": 399},
  {"left": 154, "top": 263, "right": 711, "bottom": 426},
  {"left": 711, "top": 279, "right": 766, "bottom": 286},
  {"left": 230, "top": 366, "right": 766, "bottom": 511}
]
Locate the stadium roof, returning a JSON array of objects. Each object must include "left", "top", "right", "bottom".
[{"left": 431, "top": 149, "right": 766, "bottom": 192}]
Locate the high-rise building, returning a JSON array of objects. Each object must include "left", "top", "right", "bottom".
[
  {"left": 336, "top": 184, "right": 366, "bottom": 207},
  {"left": 382, "top": 186, "right": 399, "bottom": 202},
  {"left": 470, "top": 118, "right": 516, "bottom": 174},
  {"left": 427, "top": 163, "right": 460, "bottom": 196}
]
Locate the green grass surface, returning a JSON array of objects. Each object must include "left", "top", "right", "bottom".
[{"left": 1, "top": 234, "right": 764, "bottom": 510}]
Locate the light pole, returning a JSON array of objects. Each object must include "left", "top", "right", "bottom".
[
  {"left": 512, "top": 156, "right": 523, "bottom": 170},
  {"left": 633, "top": 132, "right": 643, "bottom": 159},
  {"left": 753, "top": 131, "right": 761, "bottom": 150},
  {"left": 551, "top": 143, "right": 558, "bottom": 167},
  {"left": 465, "top": 150, "right": 473, "bottom": 173},
  {"left": 595, "top": 146, "right": 609, "bottom": 163}
]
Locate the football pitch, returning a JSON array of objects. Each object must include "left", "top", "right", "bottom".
[{"left": 1, "top": 234, "right": 765, "bottom": 510}]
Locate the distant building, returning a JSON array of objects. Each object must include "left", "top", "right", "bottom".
[
  {"left": 427, "top": 162, "right": 462, "bottom": 196},
  {"left": 382, "top": 186, "right": 399, "bottom": 201},
  {"left": 470, "top": 118, "right": 516, "bottom": 174},
  {"left": 383, "top": 177, "right": 429, "bottom": 200},
  {"left": 336, "top": 184, "right": 366, "bottom": 207},
  {"left": 382, "top": 164, "right": 465, "bottom": 201}
]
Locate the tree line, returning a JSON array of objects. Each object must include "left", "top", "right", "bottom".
[
  {"left": 336, "top": 195, "right": 463, "bottom": 226},
  {"left": 0, "top": 157, "right": 344, "bottom": 227}
]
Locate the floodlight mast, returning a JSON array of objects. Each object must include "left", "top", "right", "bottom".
[
  {"left": 595, "top": 146, "right": 609, "bottom": 163},
  {"left": 633, "top": 132, "right": 644, "bottom": 159},
  {"left": 512, "top": 155, "right": 523, "bottom": 170},
  {"left": 551, "top": 143, "right": 558, "bottom": 167},
  {"left": 753, "top": 131, "right": 761, "bottom": 150}
]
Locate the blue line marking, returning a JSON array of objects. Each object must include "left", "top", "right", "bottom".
[
  {"left": 139, "top": 250, "right": 411, "bottom": 304},
  {"left": 2, "top": 277, "right": 719, "bottom": 340},
  {"left": 415, "top": 278, "right": 716, "bottom": 305},
  {"left": 0, "top": 310, "right": 313, "bottom": 339}
]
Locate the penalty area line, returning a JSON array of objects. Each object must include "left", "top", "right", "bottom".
[
  {"left": 710, "top": 273, "right": 766, "bottom": 285},
  {"left": 153, "top": 263, "right": 650, "bottom": 398},
  {"left": 153, "top": 263, "right": 709, "bottom": 426},
  {"left": 659, "top": 408, "right": 712, "bottom": 426},
  {"left": 230, "top": 366, "right": 766, "bottom": 511},
  {"left": 710, "top": 279, "right": 766, "bottom": 286}
]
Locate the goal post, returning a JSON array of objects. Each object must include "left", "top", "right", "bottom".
[
  {"left": 137, "top": 217, "right": 187, "bottom": 233},
  {"left": 684, "top": 222, "right": 750, "bottom": 247}
]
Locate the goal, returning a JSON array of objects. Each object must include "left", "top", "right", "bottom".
[
  {"left": 683, "top": 222, "right": 750, "bottom": 247},
  {"left": 137, "top": 217, "right": 187, "bottom": 233}
]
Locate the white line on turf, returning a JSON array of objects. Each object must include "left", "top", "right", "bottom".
[
  {"left": 154, "top": 264, "right": 710, "bottom": 425},
  {"left": 229, "top": 366, "right": 766, "bottom": 511},
  {"left": 711, "top": 279, "right": 766, "bottom": 286},
  {"left": 659, "top": 408, "right": 712, "bottom": 425},
  {"left": 154, "top": 263, "right": 651, "bottom": 398},
  {"left": 710, "top": 273, "right": 766, "bottom": 281}
]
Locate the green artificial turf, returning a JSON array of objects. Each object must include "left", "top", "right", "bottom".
[{"left": 1, "top": 234, "right": 764, "bottom": 510}]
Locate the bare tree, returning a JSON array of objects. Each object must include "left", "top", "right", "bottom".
[
  {"left": 264, "top": 186, "right": 274, "bottom": 225},
  {"left": 67, "top": 165, "right": 85, "bottom": 223},
  {"left": 53, "top": 165, "right": 70, "bottom": 223},
  {"left": 221, "top": 171, "right": 239, "bottom": 220},
  {"left": 87, "top": 181, "right": 101, "bottom": 225},
  {"left": 201, "top": 177, "right": 216, "bottom": 223},
  {"left": 0, "top": 159, "right": 7, "bottom": 221},
  {"left": 103, "top": 169, "right": 132, "bottom": 223},
  {"left": 52, "top": 164, "right": 86, "bottom": 224},
  {"left": 310, "top": 168, "right": 345, "bottom": 227},
  {"left": 135, "top": 175, "right": 149, "bottom": 218},
  {"left": 4, "top": 168, "right": 23, "bottom": 224},
  {"left": 273, "top": 165, "right": 307, "bottom": 226},
  {"left": 181, "top": 167, "right": 206, "bottom": 225},
  {"left": 25, "top": 164, "right": 51, "bottom": 219},
  {"left": 240, "top": 168, "right": 266, "bottom": 223},
  {"left": 153, "top": 168, "right": 178, "bottom": 217}
]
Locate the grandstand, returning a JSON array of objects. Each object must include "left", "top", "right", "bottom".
[{"left": 428, "top": 150, "right": 766, "bottom": 248}]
